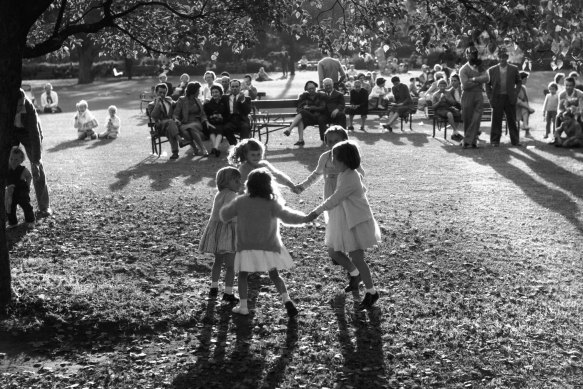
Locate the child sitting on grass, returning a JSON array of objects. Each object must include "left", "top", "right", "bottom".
[
  {"left": 5, "top": 146, "right": 35, "bottom": 229},
  {"left": 199, "top": 167, "right": 241, "bottom": 303},
  {"left": 74, "top": 100, "right": 98, "bottom": 140},
  {"left": 98, "top": 105, "right": 121, "bottom": 139},
  {"left": 551, "top": 111, "right": 583, "bottom": 148}
]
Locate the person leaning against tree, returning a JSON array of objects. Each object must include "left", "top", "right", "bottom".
[
  {"left": 11, "top": 88, "right": 52, "bottom": 218},
  {"left": 459, "top": 46, "right": 489, "bottom": 149}
]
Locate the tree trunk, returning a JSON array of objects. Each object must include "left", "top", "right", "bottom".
[
  {"left": 0, "top": 5, "right": 29, "bottom": 308},
  {"left": 77, "top": 37, "right": 95, "bottom": 84},
  {"left": 125, "top": 57, "right": 134, "bottom": 80}
]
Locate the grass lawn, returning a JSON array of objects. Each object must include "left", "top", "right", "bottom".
[{"left": 1, "top": 70, "right": 582, "bottom": 388}]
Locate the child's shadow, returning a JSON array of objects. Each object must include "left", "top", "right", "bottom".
[{"left": 333, "top": 294, "right": 387, "bottom": 388}]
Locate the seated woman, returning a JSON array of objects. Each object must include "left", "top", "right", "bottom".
[
  {"left": 173, "top": 82, "right": 215, "bottom": 157},
  {"left": 201, "top": 71, "right": 216, "bottom": 102},
  {"left": 516, "top": 71, "right": 535, "bottom": 135},
  {"left": 172, "top": 73, "right": 190, "bottom": 100},
  {"left": 346, "top": 79, "right": 369, "bottom": 131},
  {"left": 255, "top": 67, "right": 273, "bottom": 82},
  {"left": 282, "top": 80, "right": 326, "bottom": 146},
  {"left": 203, "top": 85, "right": 230, "bottom": 157},
  {"left": 368, "top": 77, "right": 391, "bottom": 110}
]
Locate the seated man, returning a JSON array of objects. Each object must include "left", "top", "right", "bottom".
[
  {"left": 321, "top": 78, "right": 347, "bottom": 142},
  {"left": 223, "top": 79, "right": 252, "bottom": 145},
  {"left": 241, "top": 74, "right": 258, "bottom": 100},
  {"left": 148, "top": 83, "right": 182, "bottom": 160},
  {"left": 40, "top": 83, "right": 62, "bottom": 113},
  {"left": 446, "top": 74, "right": 463, "bottom": 141},
  {"left": 557, "top": 76, "right": 583, "bottom": 127},
  {"left": 383, "top": 76, "right": 414, "bottom": 132},
  {"left": 432, "top": 79, "right": 462, "bottom": 140},
  {"left": 552, "top": 111, "right": 583, "bottom": 148}
]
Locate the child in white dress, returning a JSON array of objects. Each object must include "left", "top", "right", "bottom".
[
  {"left": 228, "top": 138, "right": 297, "bottom": 192},
  {"left": 98, "top": 105, "right": 121, "bottom": 139},
  {"left": 294, "top": 126, "right": 365, "bottom": 291},
  {"left": 74, "top": 100, "right": 99, "bottom": 140},
  {"left": 220, "top": 168, "right": 311, "bottom": 317},
  {"left": 199, "top": 167, "right": 241, "bottom": 303},
  {"left": 307, "top": 140, "right": 381, "bottom": 309}
]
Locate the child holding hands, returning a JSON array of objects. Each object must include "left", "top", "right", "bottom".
[
  {"left": 220, "top": 168, "right": 311, "bottom": 317},
  {"left": 199, "top": 167, "right": 241, "bottom": 303},
  {"left": 5, "top": 146, "right": 35, "bottom": 229},
  {"left": 74, "top": 100, "right": 99, "bottom": 140},
  {"left": 98, "top": 105, "right": 121, "bottom": 139},
  {"left": 306, "top": 140, "right": 381, "bottom": 309},
  {"left": 228, "top": 138, "right": 297, "bottom": 192}
]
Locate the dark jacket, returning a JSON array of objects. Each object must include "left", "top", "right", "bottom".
[
  {"left": 15, "top": 95, "right": 43, "bottom": 164},
  {"left": 204, "top": 96, "right": 230, "bottom": 125},
  {"left": 486, "top": 63, "right": 521, "bottom": 104},
  {"left": 297, "top": 91, "right": 326, "bottom": 113},
  {"left": 322, "top": 89, "right": 345, "bottom": 115}
]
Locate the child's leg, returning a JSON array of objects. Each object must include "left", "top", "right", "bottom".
[
  {"left": 77, "top": 130, "right": 87, "bottom": 140},
  {"left": 223, "top": 252, "right": 236, "bottom": 290},
  {"left": 545, "top": 115, "right": 551, "bottom": 136},
  {"left": 328, "top": 248, "right": 357, "bottom": 273},
  {"left": 20, "top": 199, "right": 35, "bottom": 223},
  {"left": 211, "top": 253, "right": 225, "bottom": 286},
  {"left": 348, "top": 249, "right": 375, "bottom": 290},
  {"left": 232, "top": 271, "right": 249, "bottom": 314},
  {"left": 268, "top": 269, "right": 288, "bottom": 298},
  {"left": 297, "top": 121, "right": 305, "bottom": 141}
]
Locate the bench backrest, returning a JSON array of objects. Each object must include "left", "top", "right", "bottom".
[{"left": 253, "top": 99, "right": 298, "bottom": 110}]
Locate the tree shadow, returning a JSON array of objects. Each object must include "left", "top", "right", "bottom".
[
  {"left": 86, "top": 138, "right": 115, "bottom": 149},
  {"left": 444, "top": 145, "right": 583, "bottom": 234},
  {"left": 110, "top": 154, "right": 223, "bottom": 191},
  {"left": 333, "top": 294, "right": 387, "bottom": 388}
]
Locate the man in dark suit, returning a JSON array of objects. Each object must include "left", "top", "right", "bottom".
[
  {"left": 148, "top": 83, "right": 182, "bottom": 160},
  {"left": 486, "top": 47, "right": 522, "bottom": 146},
  {"left": 321, "top": 78, "right": 347, "bottom": 143},
  {"left": 223, "top": 79, "right": 252, "bottom": 145}
]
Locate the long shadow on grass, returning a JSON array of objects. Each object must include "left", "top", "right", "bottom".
[
  {"left": 172, "top": 278, "right": 273, "bottom": 389},
  {"left": 110, "top": 155, "right": 221, "bottom": 191},
  {"left": 46, "top": 139, "right": 90, "bottom": 153},
  {"left": 333, "top": 294, "right": 387, "bottom": 388},
  {"left": 446, "top": 145, "right": 583, "bottom": 233}
]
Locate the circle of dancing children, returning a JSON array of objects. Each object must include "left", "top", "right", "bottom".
[
  {"left": 98, "top": 105, "right": 121, "bottom": 139},
  {"left": 5, "top": 146, "right": 35, "bottom": 229},
  {"left": 198, "top": 167, "right": 242, "bottom": 304},
  {"left": 219, "top": 168, "right": 312, "bottom": 317},
  {"left": 306, "top": 140, "right": 381, "bottom": 309},
  {"left": 74, "top": 100, "right": 99, "bottom": 140},
  {"left": 228, "top": 138, "right": 298, "bottom": 192}
]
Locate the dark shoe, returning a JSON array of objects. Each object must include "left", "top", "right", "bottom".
[
  {"left": 90, "top": 134, "right": 97, "bottom": 140},
  {"left": 462, "top": 143, "right": 471, "bottom": 149},
  {"left": 511, "top": 143, "right": 523, "bottom": 147},
  {"left": 472, "top": 143, "right": 478, "bottom": 149},
  {"left": 170, "top": 151, "right": 179, "bottom": 160},
  {"left": 36, "top": 208, "right": 53, "bottom": 218},
  {"left": 543, "top": 134, "right": 549, "bottom": 139},
  {"left": 283, "top": 129, "right": 291, "bottom": 136},
  {"left": 345, "top": 274, "right": 361, "bottom": 293},
  {"left": 214, "top": 149, "right": 221, "bottom": 157},
  {"left": 358, "top": 292, "right": 380, "bottom": 310},
  {"left": 451, "top": 133, "right": 463, "bottom": 142},
  {"left": 294, "top": 140, "right": 305, "bottom": 146},
  {"left": 179, "top": 138, "right": 190, "bottom": 148},
  {"left": 222, "top": 293, "right": 239, "bottom": 304},
  {"left": 210, "top": 148, "right": 217, "bottom": 156},
  {"left": 383, "top": 124, "right": 393, "bottom": 132},
  {"left": 209, "top": 287, "right": 218, "bottom": 297},
  {"left": 285, "top": 301, "right": 299, "bottom": 318},
  {"left": 347, "top": 125, "right": 354, "bottom": 131}
]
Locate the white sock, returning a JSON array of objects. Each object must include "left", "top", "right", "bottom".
[
  {"left": 211, "top": 282, "right": 219, "bottom": 288},
  {"left": 224, "top": 286, "right": 233, "bottom": 294},
  {"left": 281, "top": 293, "right": 291, "bottom": 303},
  {"left": 366, "top": 287, "right": 377, "bottom": 294},
  {"left": 350, "top": 269, "right": 360, "bottom": 277},
  {"left": 239, "top": 299, "right": 248, "bottom": 309}
]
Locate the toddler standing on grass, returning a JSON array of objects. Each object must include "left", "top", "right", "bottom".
[
  {"left": 228, "top": 138, "right": 297, "bottom": 192},
  {"left": 220, "top": 168, "right": 311, "bottom": 317},
  {"left": 5, "top": 146, "right": 35, "bottom": 229},
  {"left": 542, "top": 82, "right": 559, "bottom": 139},
  {"left": 74, "top": 100, "right": 99, "bottom": 140},
  {"left": 98, "top": 105, "right": 121, "bottom": 139},
  {"left": 307, "top": 140, "right": 381, "bottom": 310},
  {"left": 198, "top": 167, "right": 241, "bottom": 303}
]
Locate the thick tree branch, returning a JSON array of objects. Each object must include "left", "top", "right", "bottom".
[{"left": 53, "top": 0, "right": 69, "bottom": 36}]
